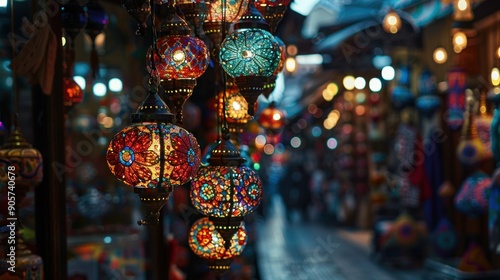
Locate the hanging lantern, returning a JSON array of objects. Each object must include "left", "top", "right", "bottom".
[
  {"left": 473, "top": 91, "right": 492, "bottom": 159},
  {"left": 447, "top": 67, "right": 467, "bottom": 130},
  {"left": 122, "top": 0, "right": 151, "bottom": 36},
  {"left": 218, "top": 83, "right": 252, "bottom": 142},
  {"left": 61, "top": 0, "right": 88, "bottom": 68},
  {"left": 456, "top": 97, "right": 484, "bottom": 166},
  {"left": 190, "top": 134, "right": 262, "bottom": 253},
  {"left": 203, "top": 0, "right": 248, "bottom": 49},
  {"left": 416, "top": 70, "right": 440, "bottom": 117},
  {"left": 106, "top": 87, "right": 201, "bottom": 225},
  {"left": 148, "top": 3, "right": 210, "bottom": 125},
  {"left": 258, "top": 102, "right": 286, "bottom": 135},
  {"left": 382, "top": 10, "right": 402, "bottom": 34},
  {"left": 455, "top": 171, "right": 491, "bottom": 216},
  {"left": 85, "top": 0, "right": 109, "bottom": 78},
  {"left": 176, "top": 0, "right": 208, "bottom": 37},
  {"left": 453, "top": 0, "right": 474, "bottom": 21},
  {"left": 63, "top": 76, "right": 84, "bottom": 108},
  {"left": 220, "top": 1, "right": 281, "bottom": 116},
  {"left": 452, "top": 31, "right": 468, "bottom": 53},
  {"left": 189, "top": 217, "right": 247, "bottom": 276},
  {"left": 254, "top": 0, "right": 291, "bottom": 33},
  {"left": 262, "top": 36, "right": 286, "bottom": 99}
]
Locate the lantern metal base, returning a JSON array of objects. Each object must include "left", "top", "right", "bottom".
[
  {"left": 209, "top": 216, "right": 243, "bottom": 250},
  {"left": 134, "top": 187, "right": 171, "bottom": 226},
  {"left": 207, "top": 258, "right": 233, "bottom": 279},
  {"left": 203, "top": 21, "right": 231, "bottom": 51},
  {"left": 235, "top": 76, "right": 268, "bottom": 116},
  {"left": 177, "top": 3, "right": 207, "bottom": 36},
  {"left": 161, "top": 79, "right": 197, "bottom": 125},
  {"left": 262, "top": 75, "right": 277, "bottom": 99}
]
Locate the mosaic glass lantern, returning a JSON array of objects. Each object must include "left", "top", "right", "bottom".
[
  {"left": 447, "top": 67, "right": 467, "bottom": 130},
  {"left": 258, "top": 102, "right": 286, "bottom": 135},
  {"left": 107, "top": 87, "right": 201, "bottom": 225},
  {"left": 176, "top": 0, "right": 208, "bottom": 37},
  {"left": 85, "top": 0, "right": 109, "bottom": 78},
  {"left": 61, "top": 0, "right": 88, "bottom": 66},
  {"left": 455, "top": 171, "right": 491, "bottom": 216},
  {"left": 189, "top": 217, "right": 247, "bottom": 275},
  {"left": 122, "top": 0, "right": 151, "bottom": 36},
  {"left": 219, "top": 1, "right": 281, "bottom": 116},
  {"left": 254, "top": 0, "right": 291, "bottom": 33},
  {"left": 218, "top": 83, "right": 252, "bottom": 142},
  {"left": 456, "top": 98, "right": 484, "bottom": 166},
  {"left": 474, "top": 91, "right": 492, "bottom": 159},
  {"left": 203, "top": 0, "right": 248, "bottom": 49},
  {"left": 63, "top": 76, "right": 84, "bottom": 108},
  {"left": 148, "top": 3, "right": 210, "bottom": 125},
  {"left": 0, "top": 128, "right": 43, "bottom": 189},
  {"left": 191, "top": 133, "right": 262, "bottom": 252}
]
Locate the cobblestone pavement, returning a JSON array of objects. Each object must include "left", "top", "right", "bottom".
[{"left": 257, "top": 197, "right": 424, "bottom": 280}]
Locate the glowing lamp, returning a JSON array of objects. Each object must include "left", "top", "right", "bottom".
[
  {"left": 203, "top": 0, "right": 248, "bottom": 49},
  {"left": 220, "top": 2, "right": 281, "bottom": 116},
  {"left": 218, "top": 83, "right": 252, "bottom": 142},
  {"left": 191, "top": 134, "right": 262, "bottom": 252},
  {"left": 383, "top": 10, "right": 402, "bottom": 34},
  {"left": 0, "top": 128, "right": 43, "bottom": 189},
  {"left": 258, "top": 102, "right": 286, "bottom": 135},
  {"left": 453, "top": 0, "right": 474, "bottom": 21},
  {"left": 254, "top": 0, "right": 291, "bottom": 32},
  {"left": 452, "top": 31, "right": 468, "bottom": 53},
  {"left": 148, "top": 4, "right": 210, "bottom": 124},
  {"left": 189, "top": 217, "right": 247, "bottom": 275},
  {"left": 63, "top": 76, "right": 84, "bottom": 108},
  {"left": 107, "top": 88, "right": 201, "bottom": 225}
]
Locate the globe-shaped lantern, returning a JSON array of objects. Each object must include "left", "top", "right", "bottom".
[
  {"left": 61, "top": 0, "right": 88, "bottom": 68},
  {"left": 63, "top": 76, "right": 84, "bottom": 108},
  {"left": 175, "top": 0, "right": 208, "bottom": 37},
  {"left": 106, "top": 87, "right": 201, "bottom": 225},
  {"left": 85, "top": 0, "right": 109, "bottom": 78},
  {"left": 219, "top": 1, "right": 281, "bottom": 116},
  {"left": 191, "top": 133, "right": 262, "bottom": 250},
  {"left": 254, "top": 0, "right": 291, "bottom": 33},
  {"left": 218, "top": 83, "right": 252, "bottom": 142},
  {"left": 203, "top": 0, "right": 248, "bottom": 49},
  {"left": 258, "top": 102, "right": 286, "bottom": 135},
  {"left": 122, "top": 0, "right": 151, "bottom": 36},
  {"left": 455, "top": 171, "right": 491, "bottom": 216},
  {"left": 189, "top": 217, "right": 247, "bottom": 275},
  {"left": 148, "top": 3, "right": 210, "bottom": 125},
  {"left": 0, "top": 128, "right": 43, "bottom": 190}
]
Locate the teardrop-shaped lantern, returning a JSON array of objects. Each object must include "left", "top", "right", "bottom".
[{"left": 85, "top": 0, "right": 109, "bottom": 78}]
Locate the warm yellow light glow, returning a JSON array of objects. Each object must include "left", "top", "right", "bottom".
[
  {"left": 343, "top": 75, "right": 355, "bottom": 90},
  {"left": 497, "top": 47, "right": 500, "bottom": 58},
  {"left": 287, "top": 45, "right": 298, "bottom": 56},
  {"left": 272, "top": 113, "right": 281, "bottom": 121},
  {"left": 492, "top": 67, "right": 500, "bottom": 86},
  {"left": 263, "top": 143, "right": 274, "bottom": 155},
  {"left": 327, "top": 83, "right": 338, "bottom": 94},
  {"left": 173, "top": 50, "right": 186, "bottom": 64},
  {"left": 354, "top": 77, "right": 366, "bottom": 90},
  {"left": 433, "top": 47, "right": 448, "bottom": 64},
  {"left": 344, "top": 91, "right": 354, "bottom": 102},
  {"left": 62, "top": 36, "right": 66, "bottom": 47},
  {"left": 383, "top": 11, "right": 402, "bottom": 34},
  {"left": 457, "top": 0, "right": 468, "bottom": 11},
  {"left": 255, "top": 135, "right": 267, "bottom": 148},
  {"left": 322, "top": 82, "right": 338, "bottom": 101},
  {"left": 452, "top": 31, "right": 467, "bottom": 53},
  {"left": 232, "top": 101, "right": 242, "bottom": 111},
  {"left": 285, "top": 57, "right": 297, "bottom": 73}
]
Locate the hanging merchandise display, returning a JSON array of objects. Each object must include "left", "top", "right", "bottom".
[
  {"left": 218, "top": 82, "right": 252, "bottom": 143},
  {"left": 61, "top": 0, "right": 88, "bottom": 69},
  {"left": 220, "top": 1, "right": 281, "bottom": 116},
  {"left": 390, "top": 66, "right": 414, "bottom": 110},
  {"left": 446, "top": 67, "right": 467, "bottom": 130},
  {"left": 431, "top": 217, "right": 458, "bottom": 258},
  {"left": 85, "top": 0, "right": 109, "bottom": 78},
  {"left": 176, "top": 0, "right": 208, "bottom": 37},
  {"left": 149, "top": 2, "right": 210, "bottom": 125},
  {"left": 454, "top": 171, "right": 491, "bottom": 216},
  {"left": 254, "top": 0, "right": 291, "bottom": 33},
  {"left": 456, "top": 97, "right": 484, "bottom": 167},
  {"left": 203, "top": 0, "right": 248, "bottom": 51},
  {"left": 473, "top": 91, "right": 492, "bottom": 159},
  {"left": 489, "top": 168, "right": 500, "bottom": 254},
  {"left": 122, "top": 0, "right": 151, "bottom": 36},
  {"left": 258, "top": 102, "right": 287, "bottom": 136}
]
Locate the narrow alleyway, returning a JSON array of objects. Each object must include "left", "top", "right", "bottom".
[{"left": 257, "top": 196, "right": 425, "bottom": 280}]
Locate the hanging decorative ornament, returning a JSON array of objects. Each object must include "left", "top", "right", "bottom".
[
  {"left": 122, "top": 0, "right": 151, "bottom": 36},
  {"left": 189, "top": 217, "right": 247, "bottom": 276},
  {"left": 219, "top": 1, "right": 281, "bottom": 116},
  {"left": 61, "top": 0, "right": 88, "bottom": 69},
  {"left": 391, "top": 66, "right": 414, "bottom": 110},
  {"left": 258, "top": 102, "right": 286, "bottom": 135},
  {"left": 431, "top": 217, "right": 458, "bottom": 258},
  {"left": 488, "top": 86, "right": 500, "bottom": 165},
  {"left": 176, "top": 0, "right": 208, "bottom": 37},
  {"left": 63, "top": 75, "right": 84, "bottom": 108},
  {"left": 456, "top": 97, "right": 484, "bottom": 167},
  {"left": 416, "top": 70, "right": 441, "bottom": 118},
  {"left": 190, "top": 132, "right": 262, "bottom": 260},
  {"left": 148, "top": 2, "right": 210, "bottom": 125},
  {"left": 447, "top": 67, "right": 467, "bottom": 130},
  {"left": 85, "top": 0, "right": 109, "bottom": 78},
  {"left": 455, "top": 171, "right": 491, "bottom": 216},
  {"left": 473, "top": 90, "right": 492, "bottom": 159},
  {"left": 218, "top": 82, "right": 251, "bottom": 143},
  {"left": 254, "top": 0, "right": 291, "bottom": 33},
  {"left": 106, "top": 85, "right": 201, "bottom": 225},
  {"left": 203, "top": 0, "right": 248, "bottom": 50}
]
